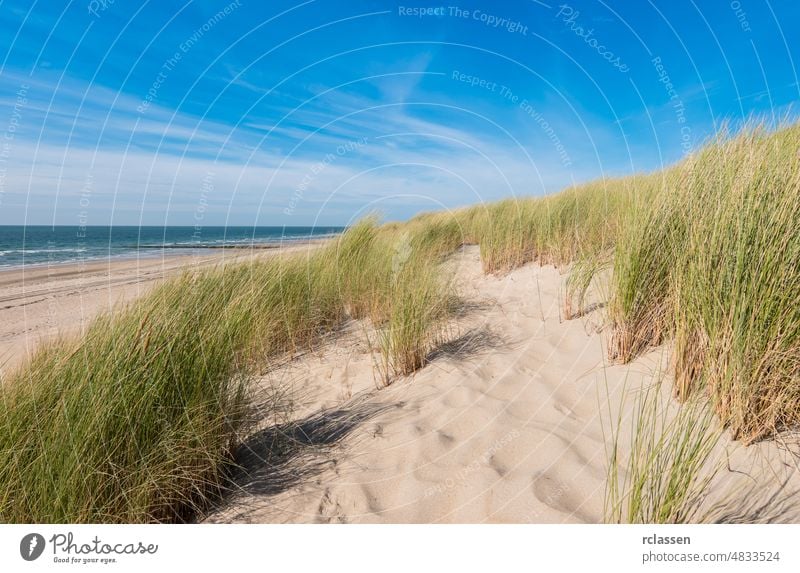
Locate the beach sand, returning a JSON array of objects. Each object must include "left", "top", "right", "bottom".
[
  {"left": 2, "top": 243, "right": 797, "bottom": 523},
  {"left": 205, "top": 245, "right": 800, "bottom": 523},
  {"left": 0, "top": 242, "right": 322, "bottom": 376}
]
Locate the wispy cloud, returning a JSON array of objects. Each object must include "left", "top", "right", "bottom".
[{"left": 1, "top": 70, "right": 600, "bottom": 225}]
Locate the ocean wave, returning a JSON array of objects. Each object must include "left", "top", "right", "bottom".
[{"left": 0, "top": 248, "right": 89, "bottom": 254}]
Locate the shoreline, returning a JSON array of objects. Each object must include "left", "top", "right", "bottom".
[
  {"left": 0, "top": 238, "right": 329, "bottom": 375},
  {"left": 0, "top": 235, "right": 338, "bottom": 273}
]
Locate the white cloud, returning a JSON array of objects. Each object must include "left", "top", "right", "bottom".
[{"left": 0, "top": 70, "right": 607, "bottom": 225}]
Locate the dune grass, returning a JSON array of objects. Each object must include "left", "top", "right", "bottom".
[
  {"left": 377, "top": 254, "right": 453, "bottom": 382},
  {"left": 458, "top": 178, "right": 630, "bottom": 275},
  {"left": 0, "top": 219, "right": 456, "bottom": 523},
  {"left": 0, "top": 251, "right": 334, "bottom": 522},
  {"left": 2, "top": 121, "right": 799, "bottom": 523},
  {"left": 604, "top": 378, "right": 723, "bottom": 524},
  {"left": 603, "top": 125, "right": 800, "bottom": 443},
  {"left": 670, "top": 127, "right": 800, "bottom": 442},
  {"left": 604, "top": 171, "right": 683, "bottom": 362},
  {"left": 460, "top": 122, "right": 800, "bottom": 444}
]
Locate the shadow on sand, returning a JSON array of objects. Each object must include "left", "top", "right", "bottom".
[
  {"left": 223, "top": 397, "right": 398, "bottom": 498},
  {"left": 427, "top": 326, "right": 505, "bottom": 362}
]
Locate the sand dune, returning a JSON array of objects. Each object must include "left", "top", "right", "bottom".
[
  {"left": 2, "top": 244, "right": 796, "bottom": 523},
  {"left": 206, "top": 246, "right": 800, "bottom": 523}
]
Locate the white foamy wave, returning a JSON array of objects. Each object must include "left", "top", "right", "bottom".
[{"left": 18, "top": 248, "right": 88, "bottom": 254}]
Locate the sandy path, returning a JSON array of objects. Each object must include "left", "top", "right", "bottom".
[
  {"left": 206, "top": 246, "right": 800, "bottom": 524},
  {"left": 2, "top": 241, "right": 796, "bottom": 522}
]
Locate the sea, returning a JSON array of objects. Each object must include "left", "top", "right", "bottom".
[{"left": 0, "top": 226, "right": 345, "bottom": 269}]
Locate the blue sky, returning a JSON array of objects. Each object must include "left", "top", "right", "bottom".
[{"left": 0, "top": 0, "right": 797, "bottom": 226}]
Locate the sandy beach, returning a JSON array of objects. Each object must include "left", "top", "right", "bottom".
[
  {"left": 3, "top": 241, "right": 798, "bottom": 523},
  {"left": 200, "top": 246, "right": 800, "bottom": 523},
  {"left": 3, "top": 240, "right": 798, "bottom": 524},
  {"left": 0, "top": 243, "right": 323, "bottom": 376}
]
